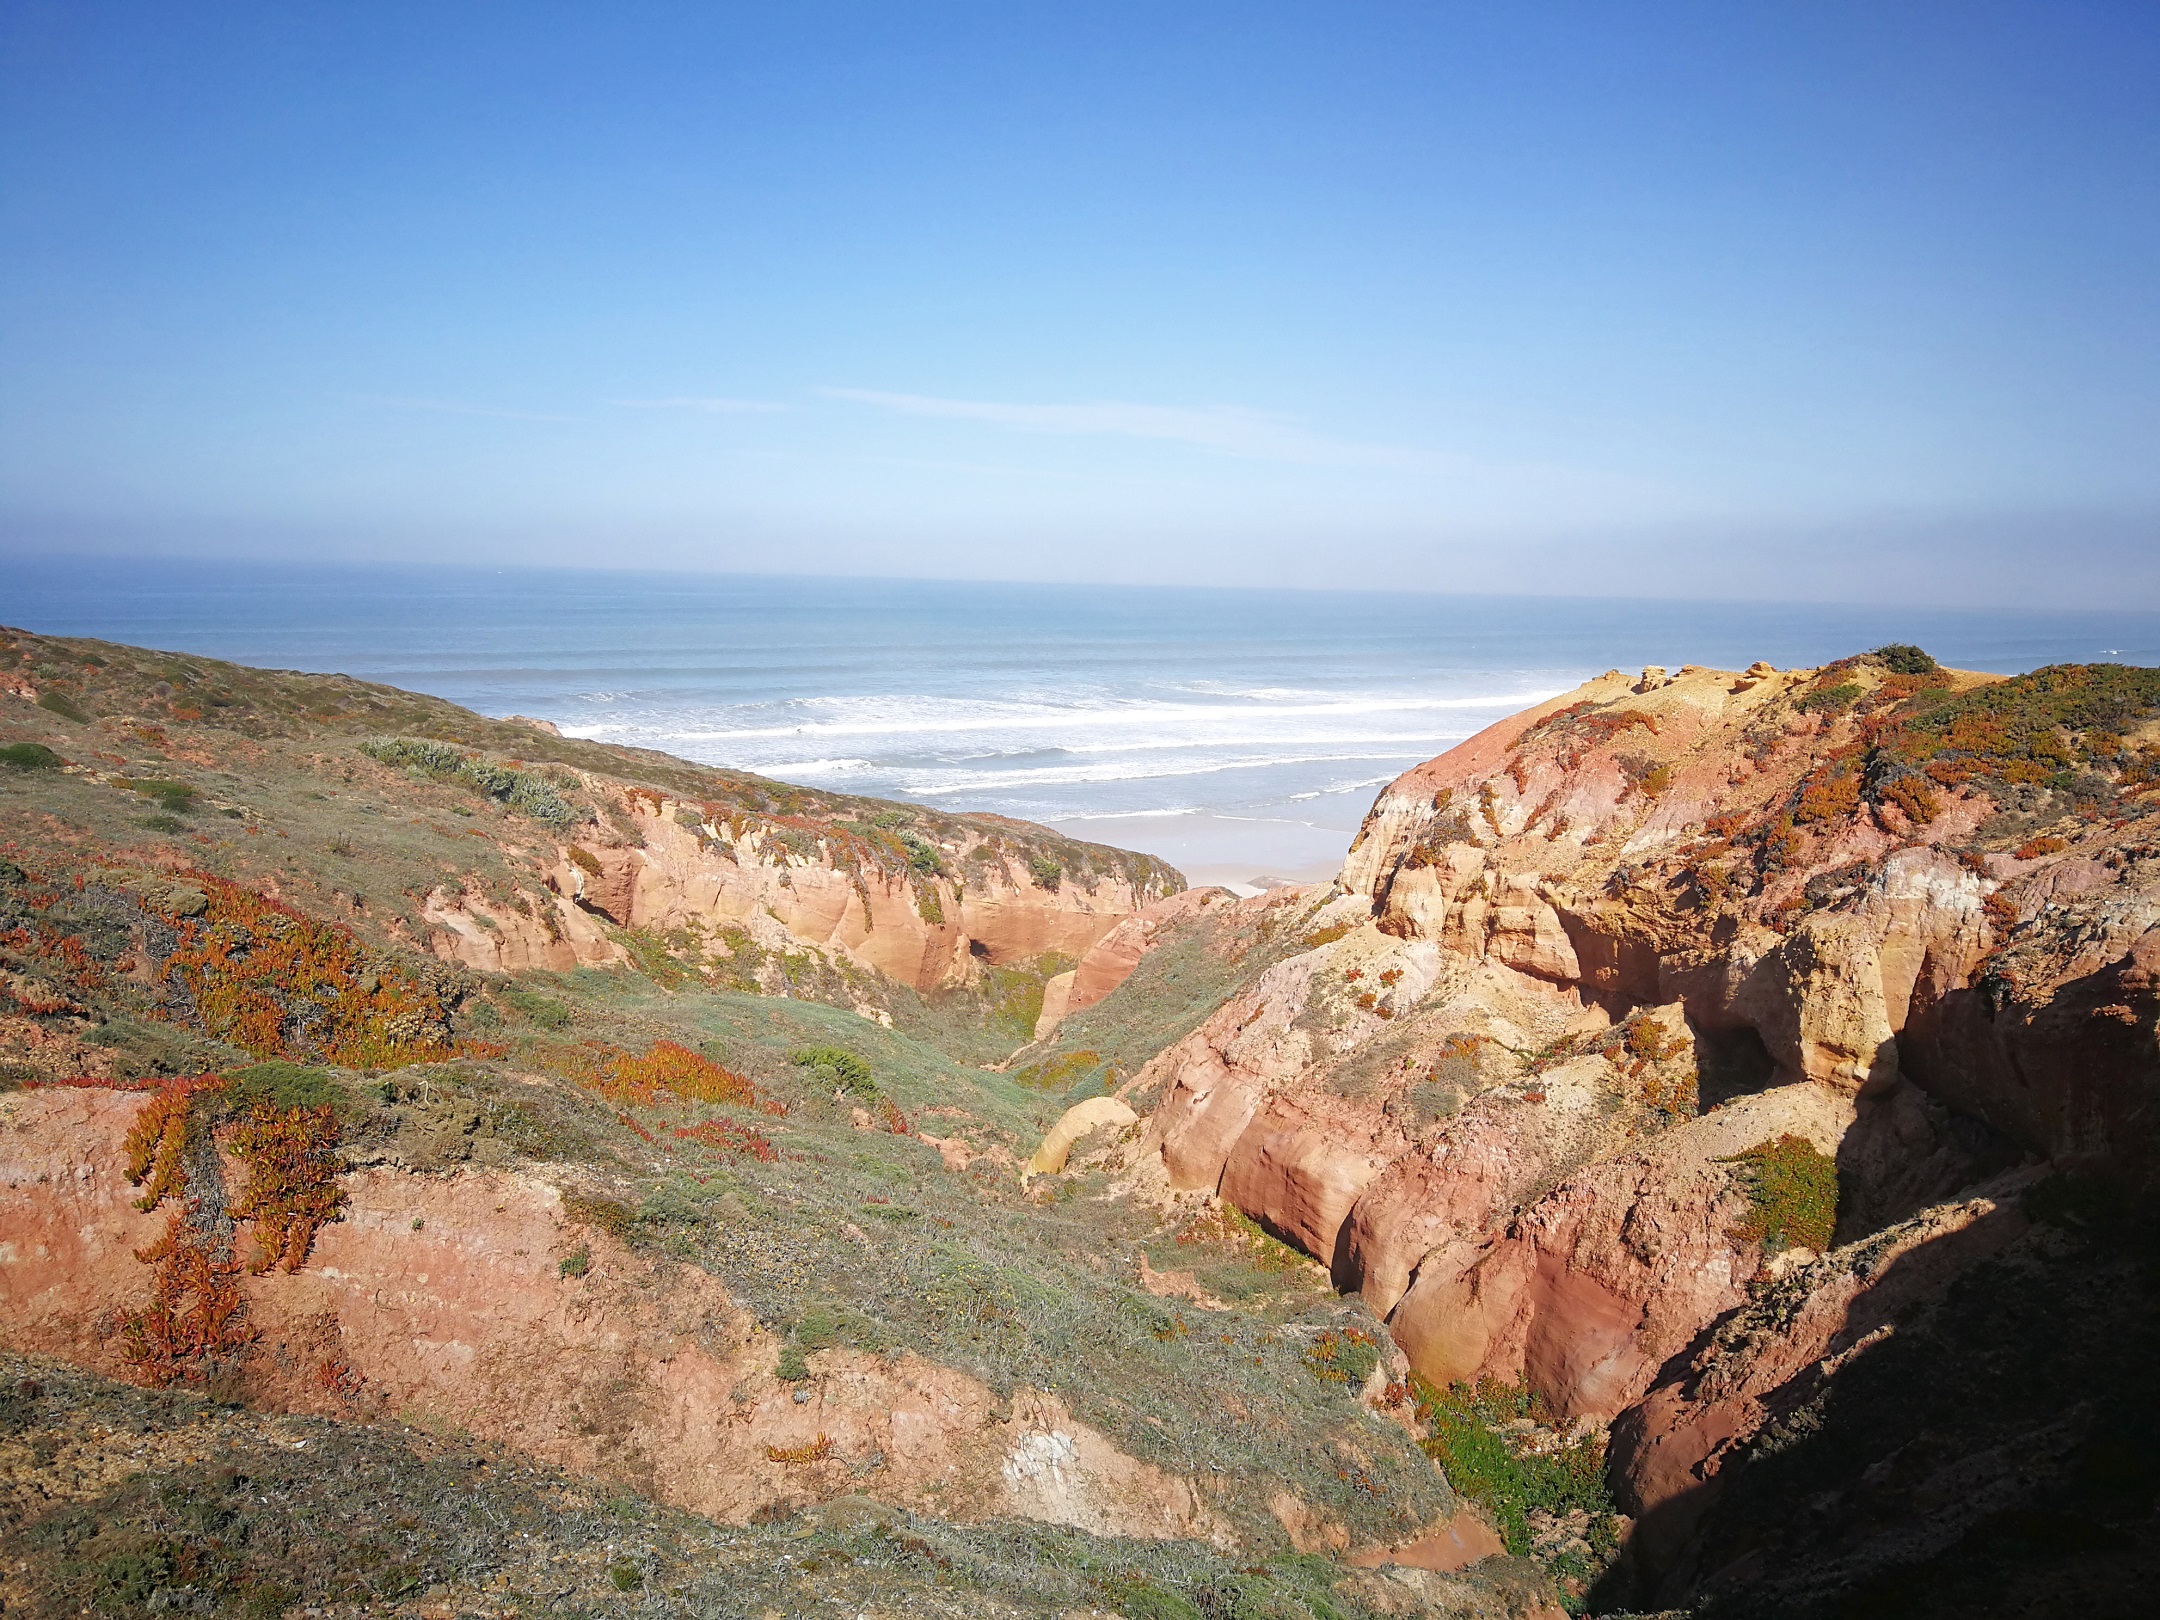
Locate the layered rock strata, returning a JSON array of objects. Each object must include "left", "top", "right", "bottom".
[{"left": 1084, "top": 651, "right": 2160, "bottom": 1596}]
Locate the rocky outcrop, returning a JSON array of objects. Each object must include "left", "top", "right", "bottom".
[
  {"left": 422, "top": 883, "right": 618, "bottom": 973},
  {"left": 1026, "top": 1096, "right": 1139, "bottom": 1177},
  {"left": 427, "top": 788, "right": 1180, "bottom": 1003},
  {"left": 1385, "top": 1083, "right": 1850, "bottom": 1423},
  {"left": 1608, "top": 1172, "right": 2037, "bottom": 1580},
  {"left": 1098, "top": 650, "right": 2160, "bottom": 1606}
]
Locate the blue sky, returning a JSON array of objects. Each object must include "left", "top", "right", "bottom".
[{"left": 2, "top": 2, "right": 2156, "bottom": 604}]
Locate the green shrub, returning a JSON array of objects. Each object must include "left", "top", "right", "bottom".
[
  {"left": 115, "top": 777, "right": 196, "bottom": 813},
  {"left": 898, "top": 829, "right": 944, "bottom": 876},
  {"left": 223, "top": 1062, "right": 346, "bottom": 1119},
  {"left": 1413, "top": 1376, "right": 1613, "bottom": 1556},
  {"left": 1027, "top": 852, "right": 1063, "bottom": 891},
  {"left": 1798, "top": 682, "right": 1862, "bottom": 715},
  {"left": 1105, "top": 1580, "right": 1201, "bottom": 1620},
  {"left": 0, "top": 742, "right": 61, "bottom": 770},
  {"left": 503, "top": 988, "right": 572, "bottom": 1029},
  {"left": 558, "top": 1248, "right": 591, "bottom": 1279},
  {"left": 359, "top": 738, "right": 580, "bottom": 829},
  {"left": 1301, "top": 1327, "right": 1382, "bottom": 1388},
  {"left": 793, "top": 1044, "right": 877, "bottom": 1097},
  {"left": 1871, "top": 643, "right": 1939, "bottom": 674},
  {"left": 37, "top": 690, "right": 88, "bottom": 723},
  {"left": 1722, "top": 1133, "right": 1839, "bottom": 1252}
]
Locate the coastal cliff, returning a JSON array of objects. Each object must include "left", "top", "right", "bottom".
[
  {"left": 6, "top": 630, "right": 2156, "bottom": 1617},
  {"left": 1063, "top": 647, "right": 2160, "bottom": 1609}
]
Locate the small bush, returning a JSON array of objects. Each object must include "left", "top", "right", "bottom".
[
  {"left": 502, "top": 988, "right": 572, "bottom": 1028},
  {"left": 37, "top": 690, "right": 88, "bottom": 723},
  {"left": 115, "top": 777, "right": 197, "bottom": 814},
  {"left": 223, "top": 1062, "right": 346, "bottom": 1119},
  {"left": 359, "top": 737, "right": 580, "bottom": 829},
  {"left": 1799, "top": 682, "right": 1862, "bottom": 716},
  {"left": 898, "top": 829, "right": 944, "bottom": 876},
  {"left": 1302, "top": 1326, "right": 1382, "bottom": 1388},
  {"left": 1027, "top": 852, "right": 1063, "bottom": 891},
  {"left": 1871, "top": 643, "right": 1939, "bottom": 674},
  {"left": 0, "top": 741, "right": 61, "bottom": 770},
  {"left": 1722, "top": 1133, "right": 1839, "bottom": 1253},
  {"left": 559, "top": 1248, "right": 591, "bottom": 1279},
  {"left": 1878, "top": 775, "right": 1940, "bottom": 825},
  {"left": 794, "top": 1044, "right": 877, "bottom": 1097}
]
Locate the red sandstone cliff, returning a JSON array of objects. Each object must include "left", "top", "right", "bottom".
[{"left": 1085, "top": 650, "right": 2160, "bottom": 1600}]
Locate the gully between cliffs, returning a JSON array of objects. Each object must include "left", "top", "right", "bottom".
[{"left": 1076, "top": 654, "right": 2160, "bottom": 1610}]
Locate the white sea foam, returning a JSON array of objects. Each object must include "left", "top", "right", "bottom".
[
  {"left": 650, "top": 689, "right": 1559, "bottom": 744},
  {"left": 901, "top": 751, "right": 1427, "bottom": 796}
]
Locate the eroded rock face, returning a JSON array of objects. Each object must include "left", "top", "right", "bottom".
[
  {"left": 1101, "top": 653, "right": 2160, "bottom": 1608},
  {"left": 1026, "top": 1096, "right": 1139, "bottom": 1177},
  {"left": 0, "top": 1087, "right": 1228, "bottom": 1545},
  {"left": 589, "top": 797, "right": 1167, "bottom": 992},
  {"left": 423, "top": 786, "right": 1184, "bottom": 1007},
  {"left": 423, "top": 884, "right": 617, "bottom": 974},
  {"left": 1386, "top": 1084, "right": 1851, "bottom": 1424},
  {"left": 1607, "top": 1173, "right": 2037, "bottom": 1582}
]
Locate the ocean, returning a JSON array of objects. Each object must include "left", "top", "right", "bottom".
[{"left": 9, "top": 554, "right": 2159, "bottom": 887}]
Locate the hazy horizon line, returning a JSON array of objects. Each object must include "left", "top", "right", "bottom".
[{"left": 6, "top": 539, "right": 2160, "bottom": 625}]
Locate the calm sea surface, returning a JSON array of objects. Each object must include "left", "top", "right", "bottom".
[{"left": 9, "top": 555, "right": 2159, "bottom": 882}]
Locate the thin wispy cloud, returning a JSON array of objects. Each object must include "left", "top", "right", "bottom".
[
  {"left": 819, "top": 387, "right": 1406, "bottom": 464},
  {"left": 354, "top": 394, "right": 577, "bottom": 422},
  {"left": 611, "top": 396, "right": 794, "bottom": 414}
]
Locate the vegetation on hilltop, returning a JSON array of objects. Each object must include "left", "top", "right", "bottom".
[
  {"left": 3, "top": 1351, "right": 1458, "bottom": 1620},
  {"left": 0, "top": 624, "right": 1182, "bottom": 903}
]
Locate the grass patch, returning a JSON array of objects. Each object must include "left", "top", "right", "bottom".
[
  {"left": 502, "top": 988, "right": 572, "bottom": 1028},
  {"left": 3, "top": 1348, "right": 1488, "bottom": 1619},
  {"left": 1413, "top": 1376, "right": 1614, "bottom": 1558},
  {"left": 221, "top": 1061, "right": 350, "bottom": 1120},
  {"left": 0, "top": 741, "right": 62, "bottom": 770},
  {"left": 114, "top": 777, "right": 197, "bottom": 814},
  {"left": 1722, "top": 1133, "right": 1840, "bottom": 1253}
]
